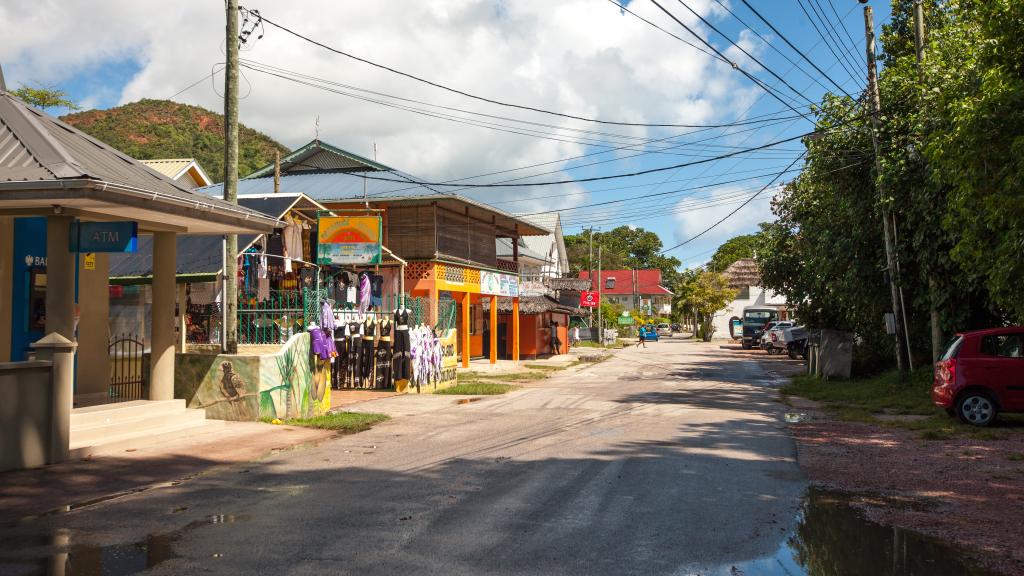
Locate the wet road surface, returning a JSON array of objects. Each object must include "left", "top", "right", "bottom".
[{"left": 0, "top": 341, "right": 998, "bottom": 575}]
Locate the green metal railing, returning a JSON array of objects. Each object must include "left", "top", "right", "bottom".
[{"left": 239, "top": 290, "right": 304, "bottom": 345}]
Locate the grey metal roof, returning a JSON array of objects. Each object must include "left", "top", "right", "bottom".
[
  {"left": 0, "top": 89, "right": 279, "bottom": 232},
  {"left": 247, "top": 139, "right": 391, "bottom": 178},
  {"left": 495, "top": 237, "right": 547, "bottom": 261}
]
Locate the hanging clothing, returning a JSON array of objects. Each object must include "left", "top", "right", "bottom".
[
  {"left": 309, "top": 327, "right": 335, "bottom": 361},
  {"left": 375, "top": 320, "right": 392, "bottom": 389},
  {"left": 266, "top": 233, "right": 285, "bottom": 257},
  {"left": 257, "top": 277, "right": 270, "bottom": 302},
  {"left": 283, "top": 218, "right": 303, "bottom": 272},
  {"left": 358, "top": 272, "right": 372, "bottom": 312},
  {"left": 347, "top": 321, "right": 362, "bottom": 388},
  {"left": 393, "top": 309, "right": 412, "bottom": 382},
  {"left": 360, "top": 319, "right": 376, "bottom": 387},
  {"left": 370, "top": 275, "right": 385, "bottom": 308},
  {"left": 333, "top": 272, "right": 352, "bottom": 306},
  {"left": 320, "top": 301, "right": 336, "bottom": 333},
  {"left": 333, "top": 325, "right": 347, "bottom": 389}
]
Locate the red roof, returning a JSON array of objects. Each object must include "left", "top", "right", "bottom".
[{"left": 578, "top": 269, "right": 673, "bottom": 296}]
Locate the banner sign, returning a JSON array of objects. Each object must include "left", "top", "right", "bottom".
[
  {"left": 580, "top": 291, "right": 600, "bottom": 308},
  {"left": 70, "top": 221, "right": 137, "bottom": 253},
  {"left": 617, "top": 315, "right": 634, "bottom": 325},
  {"left": 481, "top": 271, "right": 520, "bottom": 297},
  {"left": 317, "top": 216, "right": 382, "bottom": 265}
]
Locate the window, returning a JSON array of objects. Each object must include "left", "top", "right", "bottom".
[
  {"left": 980, "top": 334, "right": 1023, "bottom": 358},
  {"left": 736, "top": 286, "right": 750, "bottom": 300},
  {"left": 605, "top": 277, "right": 616, "bottom": 290}
]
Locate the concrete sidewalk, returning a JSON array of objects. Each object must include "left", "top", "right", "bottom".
[{"left": 0, "top": 421, "right": 332, "bottom": 522}]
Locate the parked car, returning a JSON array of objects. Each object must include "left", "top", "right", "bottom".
[
  {"left": 671, "top": 323, "right": 681, "bottom": 333},
  {"left": 763, "top": 321, "right": 794, "bottom": 354},
  {"left": 741, "top": 306, "right": 780, "bottom": 349},
  {"left": 656, "top": 323, "right": 673, "bottom": 337},
  {"left": 932, "top": 327, "right": 1024, "bottom": 426},
  {"left": 780, "top": 325, "right": 809, "bottom": 360},
  {"left": 641, "top": 324, "right": 659, "bottom": 342}
]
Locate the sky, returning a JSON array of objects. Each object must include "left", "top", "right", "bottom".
[{"left": 0, "top": 0, "right": 892, "bottom": 270}]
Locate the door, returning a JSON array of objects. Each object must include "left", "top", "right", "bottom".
[{"left": 979, "top": 332, "right": 1024, "bottom": 410}]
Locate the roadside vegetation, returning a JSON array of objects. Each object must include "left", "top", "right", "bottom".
[
  {"left": 783, "top": 370, "right": 1024, "bottom": 440},
  {"left": 435, "top": 382, "right": 518, "bottom": 395},
  {"left": 264, "top": 412, "right": 390, "bottom": 434}
]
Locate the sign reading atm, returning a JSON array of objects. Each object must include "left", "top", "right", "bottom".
[{"left": 69, "top": 221, "right": 138, "bottom": 253}]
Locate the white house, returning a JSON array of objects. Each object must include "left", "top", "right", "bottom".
[
  {"left": 497, "top": 213, "right": 569, "bottom": 296},
  {"left": 712, "top": 258, "right": 787, "bottom": 339}
]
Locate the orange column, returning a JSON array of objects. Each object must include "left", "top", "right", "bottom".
[
  {"left": 429, "top": 285, "right": 439, "bottom": 327},
  {"left": 461, "top": 292, "right": 471, "bottom": 368},
  {"left": 511, "top": 297, "right": 520, "bottom": 362},
  {"left": 489, "top": 295, "right": 498, "bottom": 364}
]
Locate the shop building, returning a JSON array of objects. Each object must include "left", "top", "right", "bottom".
[
  {"left": 0, "top": 80, "right": 280, "bottom": 470},
  {"left": 482, "top": 295, "right": 581, "bottom": 359},
  {"left": 198, "top": 140, "right": 550, "bottom": 368}
]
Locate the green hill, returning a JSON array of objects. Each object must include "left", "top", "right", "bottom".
[{"left": 61, "top": 99, "right": 288, "bottom": 181}]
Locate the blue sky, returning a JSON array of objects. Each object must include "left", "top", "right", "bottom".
[{"left": 2, "top": 0, "right": 893, "bottom": 270}]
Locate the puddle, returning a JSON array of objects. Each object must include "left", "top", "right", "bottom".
[
  {"left": 0, "top": 515, "right": 240, "bottom": 576},
  {"left": 683, "top": 488, "right": 1001, "bottom": 575}
]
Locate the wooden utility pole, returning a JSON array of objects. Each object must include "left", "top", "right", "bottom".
[
  {"left": 864, "top": 6, "right": 906, "bottom": 372},
  {"left": 597, "top": 245, "right": 603, "bottom": 344},
  {"left": 223, "top": 0, "right": 240, "bottom": 354},
  {"left": 911, "top": 0, "right": 942, "bottom": 363}
]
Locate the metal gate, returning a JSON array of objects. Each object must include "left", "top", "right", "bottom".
[{"left": 108, "top": 334, "right": 146, "bottom": 402}]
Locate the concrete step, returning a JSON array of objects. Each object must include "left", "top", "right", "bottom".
[
  {"left": 69, "top": 419, "right": 227, "bottom": 459},
  {"left": 71, "top": 408, "right": 208, "bottom": 448},
  {"left": 70, "top": 399, "right": 186, "bottom": 429}
]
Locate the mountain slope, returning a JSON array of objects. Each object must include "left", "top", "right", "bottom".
[{"left": 61, "top": 99, "right": 288, "bottom": 181}]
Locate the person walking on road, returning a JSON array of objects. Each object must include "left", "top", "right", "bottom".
[
  {"left": 636, "top": 325, "right": 647, "bottom": 348},
  {"left": 571, "top": 325, "right": 580, "bottom": 347}
]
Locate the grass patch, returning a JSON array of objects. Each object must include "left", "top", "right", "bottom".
[
  {"left": 263, "top": 412, "right": 389, "bottom": 433},
  {"left": 435, "top": 382, "right": 518, "bottom": 395},
  {"left": 523, "top": 364, "right": 565, "bottom": 372},
  {"left": 782, "top": 367, "right": 937, "bottom": 415}
]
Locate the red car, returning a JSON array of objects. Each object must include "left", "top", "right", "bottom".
[{"left": 933, "top": 327, "right": 1024, "bottom": 426}]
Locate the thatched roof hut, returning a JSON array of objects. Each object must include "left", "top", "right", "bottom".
[{"left": 722, "top": 258, "right": 761, "bottom": 289}]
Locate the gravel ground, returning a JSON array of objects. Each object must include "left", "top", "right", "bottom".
[{"left": 791, "top": 419, "right": 1024, "bottom": 575}]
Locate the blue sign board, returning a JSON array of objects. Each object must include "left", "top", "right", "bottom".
[{"left": 69, "top": 221, "right": 138, "bottom": 253}]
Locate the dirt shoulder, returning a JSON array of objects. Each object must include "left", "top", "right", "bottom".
[{"left": 778, "top": 365, "right": 1024, "bottom": 575}]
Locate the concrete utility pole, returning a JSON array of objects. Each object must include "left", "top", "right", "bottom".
[
  {"left": 223, "top": 0, "right": 240, "bottom": 354},
  {"left": 864, "top": 6, "right": 907, "bottom": 372},
  {"left": 597, "top": 245, "right": 602, "bottom": 344},
  {"left": 911, "top": 0, "right": 942, "bottom": 362}
]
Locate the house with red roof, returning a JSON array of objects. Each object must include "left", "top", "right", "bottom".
[{"left": 578, "top": 269, "right": 674, "bottom": 317}]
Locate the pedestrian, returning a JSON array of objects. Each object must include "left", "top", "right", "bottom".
[
  {"left": 571, "top": 325, "right": 580, "bottom": 347},
  {"left": 636, "top": 325, "right": 647, "bottom": 348}
]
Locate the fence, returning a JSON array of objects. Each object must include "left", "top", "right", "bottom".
[
  {"left": 185, "top": 303, "right": 221, "bottom": 345},
  {"left": 240, "top": 290, "right": 305, "bottom": 346},
  {"left": 108, "top": 334, "right": 147, "bottom": 401}
]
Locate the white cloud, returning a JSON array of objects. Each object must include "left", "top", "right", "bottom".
[
  {"left": 2, "top": 0, "right": 765, "bottom": 214},
  {"left": 671, "top": 182, "right": 780, "bottom": 248}
]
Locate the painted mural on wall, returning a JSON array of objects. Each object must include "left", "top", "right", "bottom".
[{"left": 175, "top": 332, "right": 330, "bottom": 421}]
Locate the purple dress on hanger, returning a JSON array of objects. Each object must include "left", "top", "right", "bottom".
[{"left": 358, "top": 272, "right": 372, "bottom": 312}]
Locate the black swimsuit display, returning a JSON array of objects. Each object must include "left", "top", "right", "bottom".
[
  {"left": 393, "top": 309, "right": 411, "bottom": 382},
  {"left": 332, "top": 325, "right": 347, "bottom": 389},
  {"left": 375, "top": 320, "right": 392, "bottom": 389},
  {"left": 347, "top": 321, "right": 361, "bottom": 388},
  {"left": 360, "top": 319, "right": 376, "bottom": 387}
]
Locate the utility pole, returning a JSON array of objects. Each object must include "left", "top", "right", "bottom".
[
  {"left": 864, "top": 6, "right": 906, "bottom": 372},
  {"left": 597, "top": 245, "right": 603, "bottom": 345},
  {"left": 223, "top": 0, "right": 240, "bottom": 354},
  {"left": 911, "top": 0, "right": 941, "bottom": 363}
]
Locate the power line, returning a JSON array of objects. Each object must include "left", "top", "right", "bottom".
[
  {"left": 605, "top": 0, "right": 723, "bottom": 63},
  {"left": 646, "top": 0, "right": 813, "bottom": 120},
  {"left": 672, "top": 0, "right": 818, "bottom": 107},
  {"left": 796, "top": 0, "right": 862, "bottom": 85},
  {"left": 658, "top": 152, "right": 805, "bottom": 254},
  {"left": 250, "top": 6, "right": 788, "bottom": 129},
  {"left": 807, "top": 0, "right": 865, "bottom": 78},
  {"left": 737, "top": 0, "right": 855, "bottom": 100},
  {"left": 339, "top": 127, "right": 840, "bottom": 187}
]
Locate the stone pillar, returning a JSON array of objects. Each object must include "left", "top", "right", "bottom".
[
  {"left": 150, "top": 232, "right": 176, "bottom": 400},
  {"left": 32, "top": 333, "right": 77, "bottom": 464},
  {"left": 177, "top": 283, "right": 188, "bottom": 353},
  {"left": 76, "top": 252, "right": 110, "bottom": 396},
  {"left": 461, "top": 292, "right": 470, "bottom": 368},
  {"left": 44, "top": 216, "right": 76, "bottom": 343},
  {"left": 512, "top": 297, "right": 520, "bottom": 363},
  {"left": 0, "top": 216, "right": 12, "bottom": 363},
  {"left": 489, "top": 295, "right": 498, "bottom": 364}
]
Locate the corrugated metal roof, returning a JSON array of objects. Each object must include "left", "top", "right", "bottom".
[
  {"left": 495, "top": 237, "right": 547, "bottom": 261},
  {"left": 247, "top": 139, "right": 391, "bottom": 178},
  {"left": 140, "top": 158, "right": 193, "bottom": 179},
  {"left": 0, "top": 90, "right": 275, "bottom": 226}
]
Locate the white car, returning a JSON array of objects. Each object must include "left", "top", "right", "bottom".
[
  {"left": 656, "top": 323, "right": 673, "bottom": 337},
  {"left": 762, "top": 321, "right": 794, "bottom": 354}
]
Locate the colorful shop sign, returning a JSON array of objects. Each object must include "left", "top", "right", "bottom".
[
  {"left": 436, "top": 328, "right": 459, "bottom": 391},
  {"left": 317, "top": 216, "right": 382, "bottom": 265},
  {"left": 480, "top": 271, "right": 520, "bottom": 297},
  {"left": 69, "top": 221, "right": 138, "bottom": 253}
]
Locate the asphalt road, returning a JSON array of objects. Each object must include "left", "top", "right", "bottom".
[{"left": 1, "top": 340, "right": 806, "bottom": 576}]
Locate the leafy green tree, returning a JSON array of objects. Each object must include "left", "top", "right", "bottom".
[
  {"left": 708, "top": 234, "right": 758, "bottom": 273},
  {"left": 13, "top": 84, "right": 79, "bottom": 111},
  {"left": 684, "top": 271, "right": 736, "bottom": 342},
  {"left": 563, "top": 225, "right": 682, "bottom": 286}
]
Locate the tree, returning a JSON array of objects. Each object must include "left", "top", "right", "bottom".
[
  {"left": 709, "top": 234, "right": 758, "bottom": 273},
  {"left": 684, "top": 271, "right": 736, "bottom": 342},
  {"left": 13, "top": 84, "right": 79, "bottom": 111},
  {"left": 563, "top": 225, "right": 682, "bottom": 286}
]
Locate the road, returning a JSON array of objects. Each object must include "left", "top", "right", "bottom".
[{"left": 1, "top": 340, "right": 806, "bottom": 576}]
